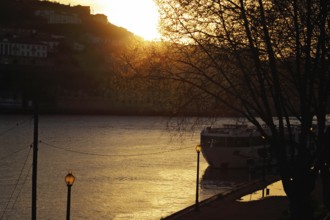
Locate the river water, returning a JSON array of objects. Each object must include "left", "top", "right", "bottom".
[{"left": 0, "top": 115, "right": 252, "bottom": 220}]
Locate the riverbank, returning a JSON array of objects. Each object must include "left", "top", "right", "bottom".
[{"left": 163, "top": 176, "right": 325, "bottom": 220}]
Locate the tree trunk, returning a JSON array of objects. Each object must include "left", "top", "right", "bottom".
[
  {"left": 287, "top": 174, "right": 316, "bottom": 220},
  {"left": 321, "top": 168, "right": 330, "bottom": 209},
  {"left": 320, "top": 126, "right": 330, "bottom": 209},
  {"left": 289, "top": 195, "right": 314, "bottom": 220},
  {"left": 278, "top": 139, "right": 317, "bottom": 220}
]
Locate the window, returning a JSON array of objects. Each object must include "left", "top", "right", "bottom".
[{"left": 4, "top": 44, "right": 8, "bottom": 55}]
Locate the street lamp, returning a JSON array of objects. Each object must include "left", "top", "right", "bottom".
[
  {"left": 261, "top": 135, "right": 266, "bottom": 182},
  {"left": 195, "top": 144, "right": 201, "bottom": 211},
  {"left": 65, "top": 171, "right": 75, "bottom": 220},
  {"left": 261, "top": 136, "right": 267, "bottom": 198}
]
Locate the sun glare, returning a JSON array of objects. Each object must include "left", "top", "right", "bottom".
[
  {"left": 57, "top": 0, "right": 160, "bottom": 41},
  {"left": 104, "top": 0, "right": 160, "bottom": 41}
]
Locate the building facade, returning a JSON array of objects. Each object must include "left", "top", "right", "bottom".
[
  {"left": 0, "top": 38, "right": 49, "bottom": 65},
  {"left": 0, "top": 39, "right": 48, "bottom": 57}
]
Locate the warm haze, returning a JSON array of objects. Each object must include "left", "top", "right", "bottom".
[{"left": 55, "top": 0, "right": 160, "bottom": 40}]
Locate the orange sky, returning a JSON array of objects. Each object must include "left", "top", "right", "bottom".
[{"left": 55, "top": 0, "right": 160, "bottom": 40}]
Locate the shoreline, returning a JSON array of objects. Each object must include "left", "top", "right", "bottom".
[
  {"left": 163, "top": 175, "right": 326, "bottom": 220},
  {"left": 163, "top": 175, "right": 281, "bottom": 220}
]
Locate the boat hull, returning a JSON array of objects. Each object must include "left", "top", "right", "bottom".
[
  {"left": 200, "top": 126, "right": 269, "bottom": 169},
  {"left": 201, "top": 143, "right": 267, "bottom": 168}
]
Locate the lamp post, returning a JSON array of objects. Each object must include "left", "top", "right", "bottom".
[
  {"left": 195, "top": 144, "right": 201, "bottom": 211},
  {"left": 261, "top": 136, "right": 266, "bottom": 198},
  {"left": 65, "top": 171, "right": 75, "bottom": 220},
  {"left": 261, "top": 135, "right": 266, "bottom": 182}
]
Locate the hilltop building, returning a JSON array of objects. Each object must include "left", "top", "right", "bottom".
[
  {"left": 34, "top": 10, "right": 82, "bottom": 24},
  {"left": 33, "top": 1, "right": 90, "bottom": 24},
  {"left": 0, "top": 37, "right": 49, "bottom": 65},
  {"left": 93, "top": 14, "right": 108, "bottom": 24}
]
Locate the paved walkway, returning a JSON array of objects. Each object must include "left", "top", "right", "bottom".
[{"left": 163, "top": 177, "right": 324, "bottom": 220}]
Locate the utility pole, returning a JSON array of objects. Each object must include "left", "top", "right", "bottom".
[{"left": 32, "top": 100, "right": 38, "bottom": 220}]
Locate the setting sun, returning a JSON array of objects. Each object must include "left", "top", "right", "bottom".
[{"left": 56, "top": 0, "right": 160, "bottom": 40}]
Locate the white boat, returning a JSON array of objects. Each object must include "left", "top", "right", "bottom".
[{"left": 200, "top": 124, "right": 269, "bottom": 169}]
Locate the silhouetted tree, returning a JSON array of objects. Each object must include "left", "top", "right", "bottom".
[{"left": 155, "top": 0, "right": 330, "bottom": 219}]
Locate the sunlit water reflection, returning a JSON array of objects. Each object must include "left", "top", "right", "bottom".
[{"left": 0, "top": 115, "right": 254, "bottom": 220}]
